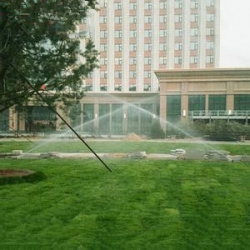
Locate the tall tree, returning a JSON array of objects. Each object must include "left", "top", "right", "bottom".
[{"left": 0, "top": 0, "right": 99, "bottom": 113}]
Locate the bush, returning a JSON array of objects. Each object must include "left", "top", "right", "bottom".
[
  {"left": 203, "top": 120, "right": 245, "bottom": 141},
  {"left": 151, "top": 120, "right": 165, "bottom": 139}
]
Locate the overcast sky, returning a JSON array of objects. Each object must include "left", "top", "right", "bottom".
[{"left": 220, "top": 0, "right": 250, "bottom": 67}]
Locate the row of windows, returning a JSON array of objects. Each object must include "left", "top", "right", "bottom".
[
  {"left": 99, "top": 71, "right": 152, "bottom": 79},
  {"left": 189, "top": 95, "right": 250, "bottom": 111},
  {"left": 100, "top": 14, "right": 215, "bottom": 24},
  {"left": 100, "top": 55, "right": 214, "bottom": 66},
  {"left": 98, "top": 85, "right": 150, "bottom": 92},
  {"left": 167, "top": 94, "right": 249, "bottom": 119},
  {"left": 100, "top": 42, "right": 214, "bottom": 52},
  {"left": 99, "top": 1, "right": 214, "bottom": 10},
  {"left": 100, "top": 56, "right": 214, "bottom": 65},
  {"left": 100, "top": 28, "right": 214, "bottom": 38}
]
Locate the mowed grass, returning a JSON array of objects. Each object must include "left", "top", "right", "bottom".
[
  {"left": 0, "top": 141, "right": 250, "bottom": 249},
  {"left": 1, "top": 139, "right": 250, "bottom": 155}
]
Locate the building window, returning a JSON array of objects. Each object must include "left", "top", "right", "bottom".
[
  {"left": 130, "top": 2, "right": 137, "bottom": 10},
  {"left": 206, "top": 27, "right": 214, "bottom": 36},
  {"left": 159, "top": 43, "right": 167, "bottom": 51},
  {"left": 115, "top": 44, "right": 122, "bottom": 51},
  {"left": 115, "top": 16, "right": 122, "bottom": 24},
  {"left": 114, "top": 85, "right": 122, "bottom": 91},
  {"left": 234, "top": 95, "right": 250, "bottom": 110},
  {"left": 100, "top": 58, "right": 107, "bottom": 65},
  {"left": 115, "top": 71, "right": 122, "bottom": 79},
  {"left": 160, "top": 1, "right": 167, "bottom": 9},
  {"left": 160, "top": 29, "right": 167, "bottom": 37},
  {"left": 87, "top": 72, "right": 93, "bottom": 79},
  {"left": 144, "top": 15, "right": 152, "bottom": 23},
  {"left": 191, "top": 0, "right": 199, "bottom": 9},
  {"left": 167, "top": 95, "right": 181, "bottom": 123},
  {"left": 129, "top": 85, "right": 136, "bottom": 91},
  {"left": 114, "top": 3, "right": 122, "bottom": 10},
  {"left": 190, "top": 56, "right": 198, "bottom": 64},
  {"left": 144, "top": 30, "right": 152, "bottom": 37},
  {"left": 207, "top": 14, "right": 214, "bottom": 22},
  {"left": 174, "top": 0, "right": 182, "bottom": 9},
  {"left": 144, "top": 71, "right": 151, "bottom": 78},
  {"left": 144, "top": 43, "right": 152, "bottom": 51},
  {"left": 130, "top": 44, "right": 137, "bottom": 51},
  {"left": 174, "top": 57, "right": 182, "bottom": 64},
  {"left": 130, "top": 16, "right": 137, "bottom": 23},
  {"left": 100, "top": 44, "right": 107, "bottom": 51},
  {"left": 100, "top": 30, "right": 107, "bottom": 38},
  {"left": 103, "top": 0, "right": 107, "bottom": 8},
  {"left": 130, "top": 30, "right": 137, "bottom": 38},
  {"left": 100, "top": 16, "right": 107, "bottom": 23},
  {"left": 206, "top": 41, "right": 214, "bottom": 50},
  {"left": 144, "top": 57, "right": 151, "bottom": 64},
  {"left": 191, "top": 14, "right": 199, "bottom": 22},
  {"left": 174, "top": 14, "right": 182, "bottom": 23},
  {"left": 100, "top": 85, "right": 107, "bottom": 91},
  {"left": 190, "top": 28, "right": 199, "bottom": 36},
  {"left": 100, "top": 71, "right": 107, "bottom": 78},
  {"left": 175, "top": 43, "right": 182, "bottom": 50},
  {"left": 159, "top": 57, "right": 167, "bottom": 64},
  {"left": 115, "top": 30, "right": 122, "bottom": 38},
  {"left": 206, "top": 55, "right": 214, "bottom": 64},
  {"left": 145, "top": 2, "right": 152, "bottom": 10},
  {"left": 129, "top": 84, "right": 136, "bottom": 91},
  {"left": 143, "top": 85, "right": 151, "bottom": 91},
  {"left": 160, "top": 15, "right": 167, "bottom": 23},
  {"left": 190, "top": 42, "right": 198, "bottom": 50},
  {"left": 115, "top": 58, "right": 122, "bottom": 65},
  {"left": 189, "top": 95, "right": 205, "bottom": 111},
  {"left": 209, "top": 95, "right": 226, "bottom": 111},
  {"left": 206, "top": 0, "right": 214, "bottom": 7},
  {"left": 129, "top": 58, "right": 137, "bottom": 65},
  {"left": 175, "top": 29, "right": 182, "bottom": 37},
  {"left": 129, "top": 71, "right": 136, "bottom": 78}
]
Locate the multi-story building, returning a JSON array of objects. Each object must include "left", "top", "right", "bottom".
[
  {"left": 80, "top": 0, "right": 220, "bottom": 93},
  {"left": 72, "top": 0, "right": 221, "bottom": 136},
  {"left": 0, "top": 0, "right": 222, "bottom": 136}
]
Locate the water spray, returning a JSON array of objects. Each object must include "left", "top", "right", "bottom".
[{"left": 3, "top": 56, "right": 112, "bottom": 172}]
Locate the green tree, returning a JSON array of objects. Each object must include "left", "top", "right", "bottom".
[{"left": 0, "top": 0, "right": 99, "bottom": 113}]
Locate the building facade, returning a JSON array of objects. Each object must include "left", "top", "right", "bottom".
[
  {"left": 80, "top": 0, "right": 220, "bottom": 93},
  {"left": 70, "top": 0, "right": 220, "bottom": 136},
  {"left": 155, "top": 69, "right": 250, "bottom": 132}
]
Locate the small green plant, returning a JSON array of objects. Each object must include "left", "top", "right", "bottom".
[{"left": 151, "top": 119, "right": 165, "bottom": 139}]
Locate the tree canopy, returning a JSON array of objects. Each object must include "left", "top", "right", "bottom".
[{"left": 0, "top": 0, "right": 99, "bottom": 112}]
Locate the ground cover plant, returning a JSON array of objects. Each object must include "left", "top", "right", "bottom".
[{"left": 0, "top": 151, "right": 250, "bottom": 249}]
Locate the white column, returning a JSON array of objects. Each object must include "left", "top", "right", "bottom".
[
  {"left": 107, "top": 2, "right": 115, "bottom": 91},
  {"left": 152, "top": 0, "right": 160, "bottom": 91},
  {"left": 122, "top": 2, "right": 130, "bottom": 92},
  {"left": 199, "top": 0, "right": 206, "bottom": 68},
  {"left": 214, "top": 0, "right": 220, "bottom": 67},
  {"left": 168, "top": 0, "right": 175, "bottom": 69},
  {"left": 136, "top": 0, "right": 144, "bottom": 92},
  {"left": 183, "top": 0, "right": 191, "bottom": 68}
]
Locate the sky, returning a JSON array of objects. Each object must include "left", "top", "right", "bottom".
[{"left": 220, "top": 0, "right": 250, "bottom": 67}]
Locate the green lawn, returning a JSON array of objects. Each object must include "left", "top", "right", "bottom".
[
  {"left": 1, "top": 139, "right": 250, "bottom": 155},
  {"left": 1, "top": 152, "right": 250, "bottom": 249}
]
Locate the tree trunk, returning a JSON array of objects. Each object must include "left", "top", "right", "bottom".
[{"left": 0, "top": 6, "right": 8, "bottom": 110}]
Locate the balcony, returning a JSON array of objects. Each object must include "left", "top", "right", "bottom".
[{"left": 189, "top": 110, "right": 250, "bottom": 120}]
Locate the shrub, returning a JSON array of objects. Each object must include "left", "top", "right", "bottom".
[{"left": 151, "top": 120, "right": 165, "bottom": 139}]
